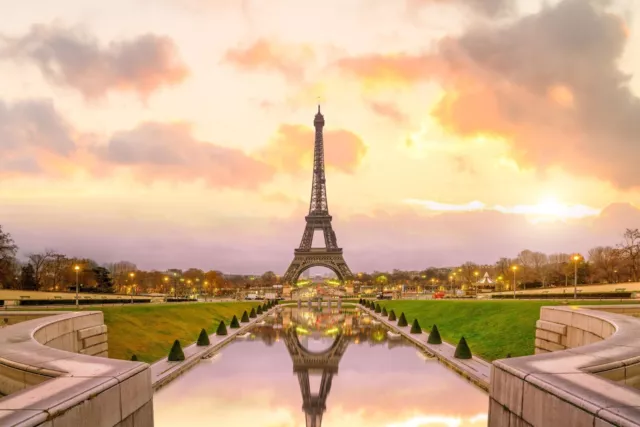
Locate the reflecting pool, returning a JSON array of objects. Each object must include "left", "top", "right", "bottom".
[{"left": 154, "top": 307, "right": 488, "bottom": 426}]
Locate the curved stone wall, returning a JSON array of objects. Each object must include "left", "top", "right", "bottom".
[
  {"left": 0, "top": 311, "right": 153, "bottom": 427},
  {"left": 489, "top": 304, "right": 640, "bottom": 427}
]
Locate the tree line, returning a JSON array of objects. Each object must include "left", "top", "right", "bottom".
[{"left": 1, "top": 224, "right": 639, "bottom": 294}]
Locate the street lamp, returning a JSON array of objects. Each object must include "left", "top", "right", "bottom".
[
  {"left": 474, "top": 271, "right": 479, "bottom": 297},
  {"left": 129, "top": 272, "right": 135, "bottom": 303},
  {"left": 511, "top": 266, "right": 518, "bottom": 299},
  {"left": 573, "top": 254, "right": 581, "bottom": 299},
  {"left": 74, "top": 265, "right": 80, "bottom": 307}
]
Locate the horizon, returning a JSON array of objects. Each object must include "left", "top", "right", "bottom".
[{"left": 2, "top": 0, "right": 640, "bottom": 274}]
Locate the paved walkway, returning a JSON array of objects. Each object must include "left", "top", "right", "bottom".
[
  {"left": 362, "top": 306, "right": 491, "bottom": 390},
  {"left": 151, "top": 309, "right": 274, "bottom": 390}
]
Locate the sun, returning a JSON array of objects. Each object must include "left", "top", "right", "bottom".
[{"left": 524, "top": 197, "right": 600, "bottom": 223}]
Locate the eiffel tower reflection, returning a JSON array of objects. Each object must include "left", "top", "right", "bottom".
[{"left": 252, "top": 307, "right": 400, "bottom": 427}]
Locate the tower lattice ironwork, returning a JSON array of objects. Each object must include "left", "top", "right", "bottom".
[{"left": 282, "top": 106, "right": 354, "bottom": 284}]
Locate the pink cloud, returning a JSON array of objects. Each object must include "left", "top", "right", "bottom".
[
  {"left": 97, "top": 122, "right": 274, "bottom": 189},
  {"left": 1, "top": 24, "right": 189, "bottom": 99}
]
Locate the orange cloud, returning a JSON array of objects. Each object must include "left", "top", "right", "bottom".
[
  {"left": 334, "top": 0, "right": 639, "bottom": 189},
  {"left": 259, "top": 124, "right": 367, "bottom": 174},
  {"left": 0, "top": 24, "right": 189, "bottom": 100},
  {"left": 369, "top": 101, "right": 408, "bottom": 124},
  {"left": 335, "top": 53, "right": 440, "bottom": 87},
  {"left": 223, "top": 39, "right": 315, "bottom": 81}
]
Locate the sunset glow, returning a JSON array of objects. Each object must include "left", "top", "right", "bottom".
[{"left": 1, "top": 0, "right": 639, "bottom": 272}]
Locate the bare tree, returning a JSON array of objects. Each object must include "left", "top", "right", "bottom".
[
  {"left": 27, "top": 249, "right": 58, "bottom": 290},
  {"left": 618, "top": 229, "right": 640, "bottom": 282},
  {"left": 588, "top": 246, "right": 621, "bottom": 283}
]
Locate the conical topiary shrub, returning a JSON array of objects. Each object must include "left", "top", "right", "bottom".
[
  {"left": 249, "top": 308, "right": 257, "bottom": 318},
  {"left": 197, "top": 328, "right": 210, "bottom": 346},
  {"left": 427, "top": 324, "right": 442, "bottom": 344},
  {"left": 168, "top": 339, "right": 185, "bottom": 362},
  {"left": 257, "top": 305, "right": 263, "bottom": 315},
  {"left": 131, "top": 354, "right": 138, "bottom": 361},
  {"left": 216, "top": 320, "right": 228, "bottom": 336},
  {"left": 375, "top": 303, "right": 381, "bottom": 313},
  {"left": 241, "top": 311, "right": 250, "bottom": 322},
  {"left": 359, "top": 298, "right": 363, "bottom": 304},
  {"left": 388, "top": 310, "right": 397, "bottom": 321},
  {"left": 410, "top": 318, "right": 422, "bottom": 334},
  {"left": 381, "top": 307, "right": 388, "bottom": 317},
  {"left": 397, "top": 312, "right": 408, "bottom": 327},
  {"left": 454, "top": 336, "right": 472, "bottom": 359},
  {"left": 230, "top": 315, "right": 240, "bottom": 328},
  {"left": 263, "top": 304, "right": 268, "bottom": 311}
]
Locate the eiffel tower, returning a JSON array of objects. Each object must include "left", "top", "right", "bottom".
[{"left": 282, "top": 106, "right": 354, "bottom": 286}]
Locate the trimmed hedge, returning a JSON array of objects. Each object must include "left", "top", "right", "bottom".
[
  {"left": 257, "top": 306, "right": 263, "bottom": 315},
  {"left": 249, "top": 308, "right": 257, "bottom": 318},
  {"left": 241, "top": 311, "right": 250, "bottom": 322},
  {"left": 388, "top": 310, "right": 397, "bottom": 321},
  {"left": 454, "top": 336, "right": 472, "bottom": 359},
  {"left": 410, "top": 318, "right": 422, "bottom": 334},
  {"left": 130, "top": 354, "right": 138, "bottom": 361},
  {"left": 197, "top": 328, "right": 210, "bottom": 346},
  {"left": 168, "top": 339, "right": 185, "bottom": 362},
  {"left": 375, "top": 303, "right": 381, "bottom": 313},
  {"left": 397, "top": 312, "right": 408, "bottom": 327},
  {"left": 381, "top": 307, "right": 388, "bottom": 317},
  {"left": 230, "top": 315, "right": 240, "bottom": 328},
  {"left": 216, "top": 320, "right": 228, "bottom": 336},
  {"left": 427, "top": 324, "right": 442, "bottom": 344}
]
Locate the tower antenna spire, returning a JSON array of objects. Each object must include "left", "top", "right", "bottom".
[{"left": 317, "top": 96, "right": 321, "bottom": 113}]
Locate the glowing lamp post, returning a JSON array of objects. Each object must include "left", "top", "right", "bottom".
[
  {"left": 474, "top": 271, "right": 479, "bottom": 296},
  {"left": 573, "top": 254, "right": 581, "bottom": 299},
  {"left": 511, "top": 266, "right": 518, "bottom": 299},
  {"left": 129, "top": 272, "right": 135, "bottom": 303},
  {"left": 74, "top": 265, "right": 80, "bottom": 307}
]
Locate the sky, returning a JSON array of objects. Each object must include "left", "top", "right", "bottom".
[{"left": 1, "top": 0, "right": 640, "bottom": 274}]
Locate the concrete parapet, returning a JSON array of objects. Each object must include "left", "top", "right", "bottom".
[
  {"left": 489, "top": 304, "right": 640, "bottom": 427},
  {"left": 0, "top": 311, "right": 153, "bottom": 427}
]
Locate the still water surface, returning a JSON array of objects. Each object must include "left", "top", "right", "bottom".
[{"left": 154, "top": 307, "right": 488, "bottom": 426}]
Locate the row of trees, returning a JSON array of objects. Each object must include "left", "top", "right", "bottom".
[
  {"left": 2, "top": 224, "right": 640, "bottom": 294},
  {"left": 354, "top": 229, "right": 640, "bottom": 291},
  {"left": 0, "top": 225, "right": 282, "bottom": 295}
]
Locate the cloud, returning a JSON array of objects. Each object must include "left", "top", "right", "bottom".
[
  {"left": 0, "top": 24, "right": 189, "bottom": 99},
  {"left": 223, "top": 38, "right": 315, "bottom": 81},
  {"left": 258, "top": 124, "right": 367, "bottom": 174},
  {"left": 369, "top": 101, "right": 408, "bottom": 124},
  {"left": 0, "top": 99, "right": 78, "bottom": 177},
  {"left": 405, "top": 0, "right": 512, "bottom": 17},
  {"left": 96, "top": 122, "right": 274, "bottom": 189},
  {"left": 335, "top": 0, "right": 640, "bottom": 189}
]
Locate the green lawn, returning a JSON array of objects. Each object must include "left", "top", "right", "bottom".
[
  {"left": 11, "top": 302, "right": 262, "bottom": 363},
  {"left": 375, "top": 300, "right": 637, "bottom": 361},
  {"left": 101, "top": 302, "right": 264, "bottom": 362}
]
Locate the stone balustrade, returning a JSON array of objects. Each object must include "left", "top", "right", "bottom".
[
  {"left": 489, "top": 304, "right": 640, "bottom": 426},
  {"left": 0, "top": 311, "right": 153, "bottom": 427}
]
